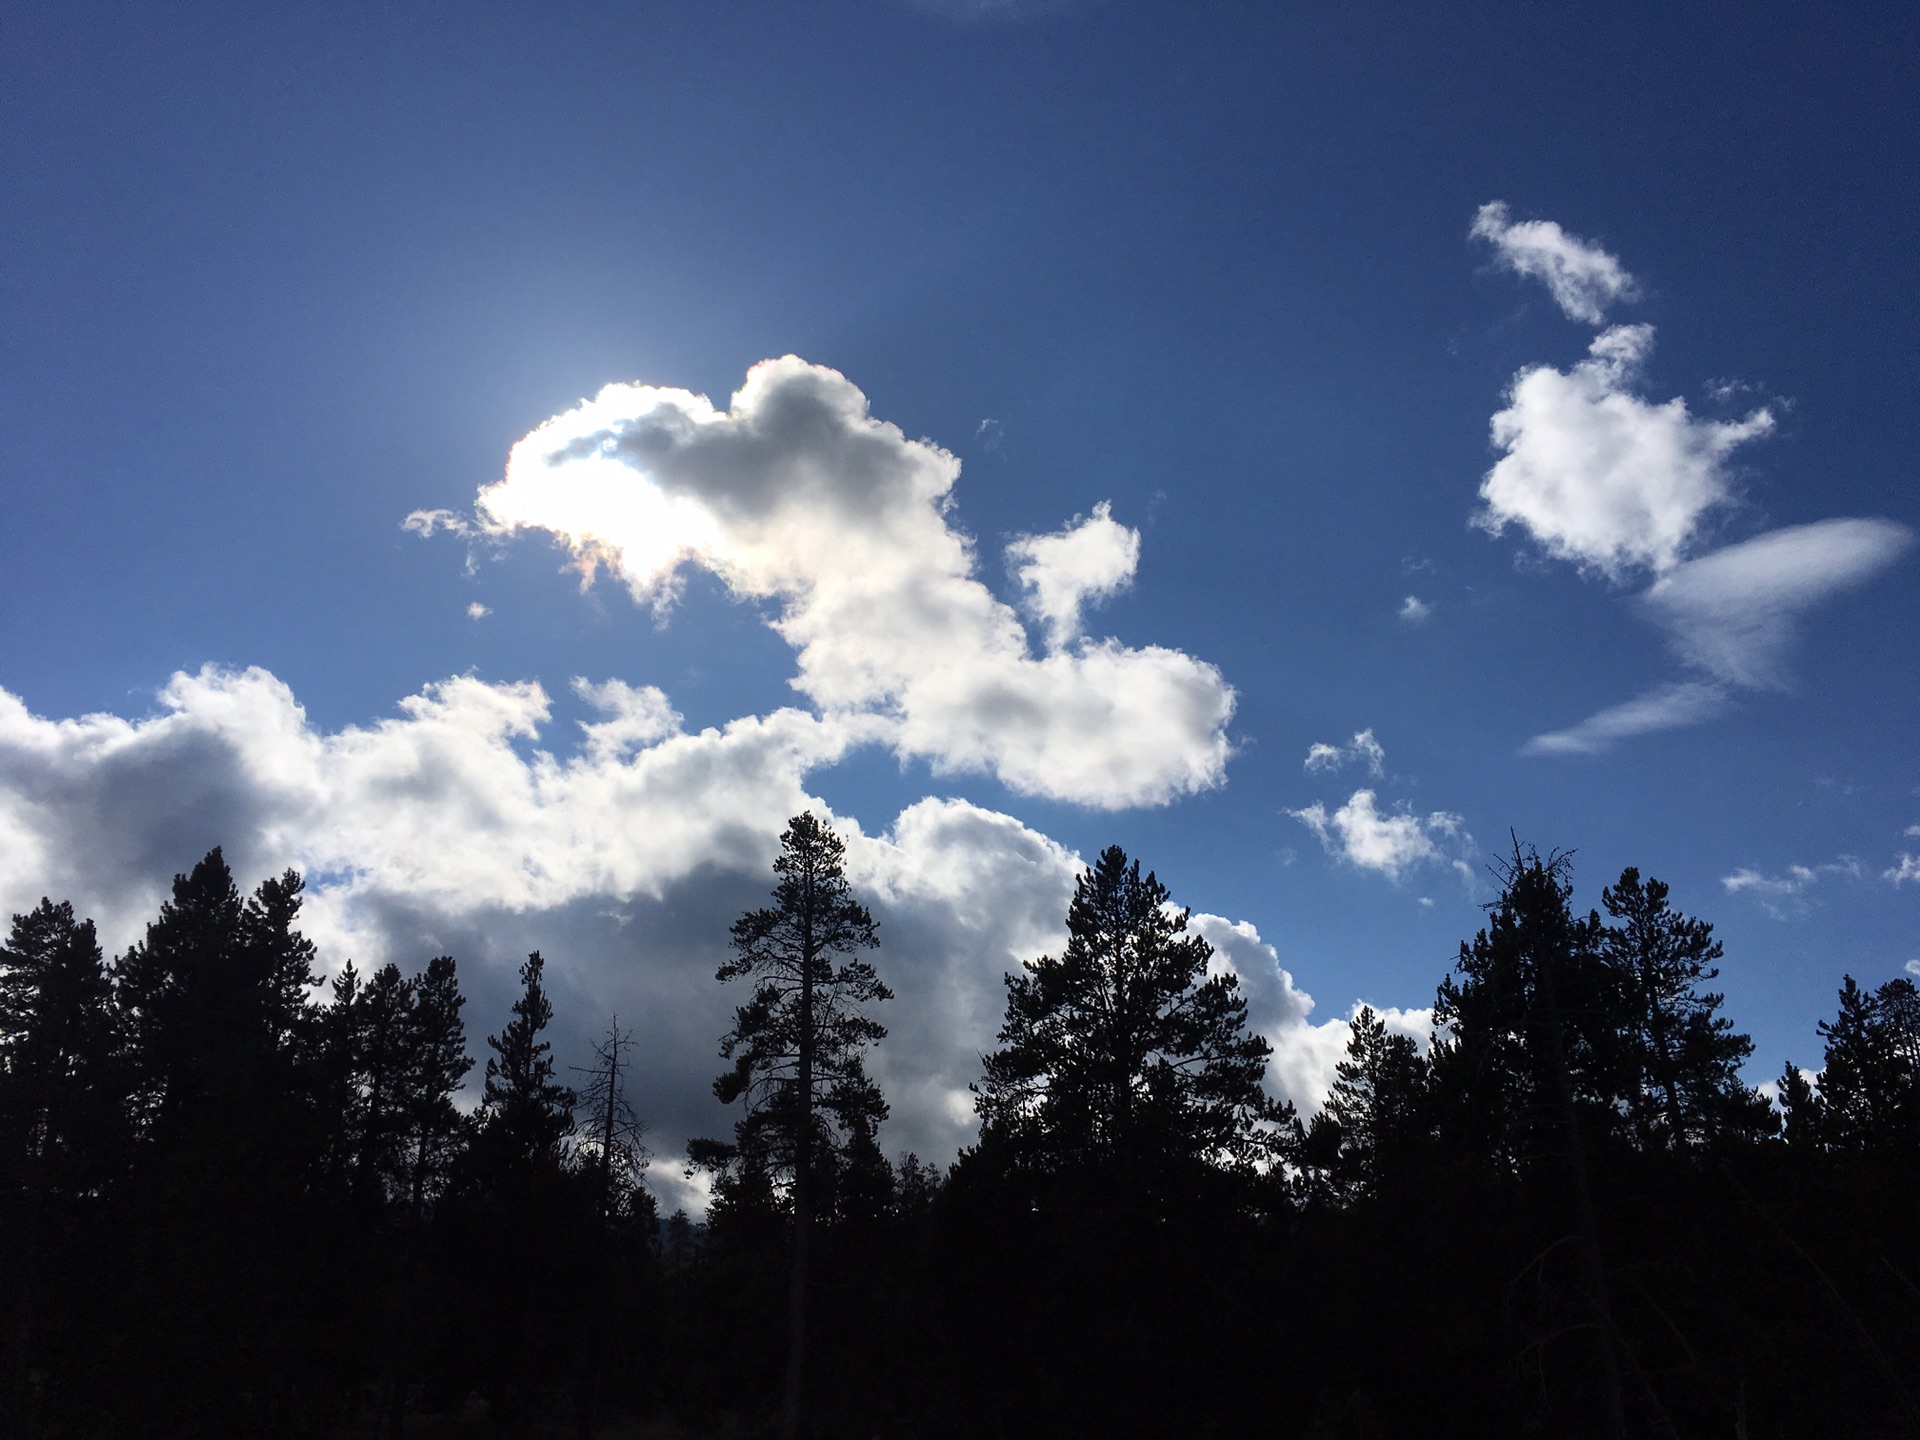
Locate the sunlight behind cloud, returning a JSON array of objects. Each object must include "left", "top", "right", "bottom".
[{"left": 445, "top": 357, "right": 1233, "bottom": 809}]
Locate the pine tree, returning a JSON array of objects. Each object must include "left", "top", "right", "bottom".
[
  {"left": 1428, "top": 845, "right": 1625, "bottom": 1437},
  {"left": 1, "top": 900, "right": 123, "bottom": 1430},
  {"left": 477, "top": 952, "right": 577, "bottom": 1174},
  {"left": 1321, "top": 1005, "right": 1430, "bottom": 1202},
  {"left": 405, "top": 954, "right": 473, "bottom": 1215},
  {"left": 1789, "top": 975, "right": 1920, "bottom": 1152},
  {"left": 973, "top": 846, "right": 1288, "bottom": 1205},
  {"left": 1597, "top": 868, "right": 1772, "bottom": 1151},
  {"left": 691, "top": 812, "right": 890, "bottom": 1440}
]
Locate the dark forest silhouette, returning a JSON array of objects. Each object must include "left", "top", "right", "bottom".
[{"left": 1, "top": 822, "right": 1917, "bottom": 1438}]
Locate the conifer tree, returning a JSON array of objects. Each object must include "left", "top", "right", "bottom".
[
  {"left": 691, "top": 812, "right": 889, "bottom": 1440},
  {"left": 477, "top": 952, "right": 577, "bottom": 1174},
  {"left": 405, "top": 954, "right": 473, "bottom": 1214},
  {"left": 1597, "top": 868, "right": 1772, "bottom": 1150},
  {"left": 1321, "top": 1004, "right": 1430, "bottom": 1202},
  {"left": 973, "top": 846, "right": 1288, "bottom": 1203},
  {"left": 1, "top": 900, "right": 123, "bottom": 1429},
  {"left": 1786, "top": 975, "right": 1920, "bottom": 1152}
]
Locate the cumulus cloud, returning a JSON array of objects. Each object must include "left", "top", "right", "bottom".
[
  {"left": 1006, "top": 501, "right": 1140, "bottom": 650},
  {"left": 1886, "top": 855, "right": 1920, "bottom": 886},
  {"left": 1721, "top": 857, "right": 1862, "bottom": 919},
  {"left": 1303, "top": 730, "right": 1386, "bottom": 778},
  {"left": 1522, "top": 681, "right": 1726, "bottom": 757},
  {"left": 466, "top": 602, "right": 490, "bottom": 619},
  {"left": 1477, "top": 324, "right": 1775, "bottom": 580},
  {"left": 1471, "top": 201, "right": 1639, "bottom": 325},
  {"left": 0, "top": 670, "right": 1069, "bottom": 1186},
  {"left": 1190, "top": 913, "right": 1432, "bottom": 1113},
  {"left": 1642, "top": 519, "right": 1915, "bottom": 689},
  {"left": 423, "top": 358, "right": 1231, "bottom": 810},
  {"left": 1466, "top": 227, "right": 1911, "bottom": 757},
  {"left": 0, "top": 663, "right": 1423, "bottom": 1207},
  {"left": 1398, "top": 595, "right": 1431, "bottom": 623},
  {"left": 1289, "top": 789, "right": 1472, "bottom": 884}
]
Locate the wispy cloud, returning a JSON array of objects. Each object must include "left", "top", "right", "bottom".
[
  {"left": 1643, "top": 519, "right": 1915, "bottom": 689},
  {"left": 1468, "top": 207, "right": 1914, "bottom": 757},
  {"left": 1522, "top": 681, "right": 1726, "bottom": 757},
  {"left": 1398, "top": 595, "right": 1432, "bottom": 623},
  {"left": 1471, "top": 201, "right": 1639, "bottom": 325},
  {"left": 466, "top": 602, "right": 491, "bottom": 620},
  {"left": 1886, "top": 854, "right": 1920, "bottom": 886},
  {"left": 1303, "top": 729, "right": 1386, "bottom": 777},
  {"left": 1722, "top": 857, "right": 1862, "bottom": 918}
]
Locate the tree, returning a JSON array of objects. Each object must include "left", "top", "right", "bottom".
[
  {"left": 405, "top": 954, "right": 473, "bottom": 1215},
  {"left": 1320, "top": 1005, "right": 1430, "bottom": 1203},
  {"left": 477, "top": 952, "right": 577, "bottom": 1174},
  {"left": 1783, "top": 975, "right": 1920, "bottom": 1153},
  {"left": 1, "top": 900, "right": 123, "bottom": 1430},
  {"left": 691, "top": 812, "right": 889, "bottom": 1440},
  {"left": 1597, "top": 868, "right": 1772, "bottom": 1151},
  {"left": 572, "top": 1018, "right": 652, "bottom": 1230},
  {"left": 973, "top": 845, "right": 1288, "bottom": 1206}
]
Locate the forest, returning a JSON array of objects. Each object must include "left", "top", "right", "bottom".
[{"left": 1, "top": 814, "right": 1916, "bottom": 1440}]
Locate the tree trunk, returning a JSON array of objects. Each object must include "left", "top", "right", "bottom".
[
  {"left": 1537, "top": 942, "right": 1627, "bottom": 1440},
  {"left": 781, "top": 889, "right": 816, "bottom": 1440}
]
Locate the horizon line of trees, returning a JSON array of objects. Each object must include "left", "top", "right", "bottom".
[{"left": 2, "top": 821, "right": 1916, "bottom": 1438}]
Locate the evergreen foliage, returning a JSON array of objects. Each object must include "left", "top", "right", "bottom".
[
  {"left": 2, "top": 837, "right": 1917, "bottom": 1438},
  {"left": 973, "top": 845, "right": 1289, "bottom": 1207}
]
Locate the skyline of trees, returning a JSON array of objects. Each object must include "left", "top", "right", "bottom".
[{"left": 1, "top": 823, "right": 1915, "bottom": 1436}]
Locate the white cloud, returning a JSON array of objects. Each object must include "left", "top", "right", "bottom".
[
  {"left": 1303, "top": 729, "right": 1385, "bottom": 777},
  {"left": 1643, "top": 519, "right": 1914, "bottom": 688},
  {"left": 1398, "top": 595, "right": 1431, "bottom": 623},
  {"left": 1005, "top": 501, "right": 1140, "bottom": 650},
  {"left": 1721, "top": 857, "right": 1862, "bottom": 918},
  {"left": 425, "top": 358, "right": 1232, "bottom": 810},
  {"left": 466, "top": 602, "right": 490, "bottom": 619},
  {"left": 1470, "top": 201, "right": 1639, "bottom": 325},
  {"left": 1906, "top": 959, "right": 1920, "bottom": 978},
  {"left": 1289, "top": 789, "right": 1472, "bottom": 884},
  {"left": 1522, "top": 681, "right": 1726, "bottom": 757},
  {"left": 1190, "top": 913, "right": 1431, "bottom": 1114},
  {"left": 0, "top": 666, "right": 1422, "bottom": 1207},
  {"left": 1477, "top": 324, "right": 1775, "bottom": 579},
  {"left": 1886, "top": 855, "right": 1920, "bottom": 886}
]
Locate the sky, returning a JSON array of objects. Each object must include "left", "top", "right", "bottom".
[{"left": 3, "top": 1, "right": 1916, "bottom": 1210}]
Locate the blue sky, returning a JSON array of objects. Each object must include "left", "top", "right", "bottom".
[{"left": 4, "top": 1, "right": 1915, "bottom": 1202}]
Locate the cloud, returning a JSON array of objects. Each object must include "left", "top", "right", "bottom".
[
  {"left": 0, "top": 665, "right": 1426, "bottom": 1207},
  {"left": 1721, "top": 857, "right": 1862, "bottom": 918},
  {"left": 1303, "top": 729, "right": 1386, "bottom": 778},
  {"left": 1190, "top": 914, "right": 1432, "bottom": 1113},
  {"left": 1005, "top": 501, "right": 1141, "bottom": 650},
  {"left": 1470, "top": 201, "right": 1639, "bottom": 324},
  {"left": 466, "top": 602, "right": 490, "bottom": 620},
  {"left": 1289, "top": 789, "right": 1472, "bottom": 884},
  {"left": 1476, "top": 324, "right": 1775, "bottom": 579},
  {"left": 1642, "top": 519, "right": 1915, "bottom": 689},
  {"left": 429, "top": 358, "right": 1232, "bottom": 810},
  {"left": 1886, "top": 855, "right": 1920, "bottom": 886},
  {"left": 1522, "top": 681, "right": 1727, "bottom": 757},
  {"left": 1398, "top": 595, "right": 1431, "bottom": 623}
]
